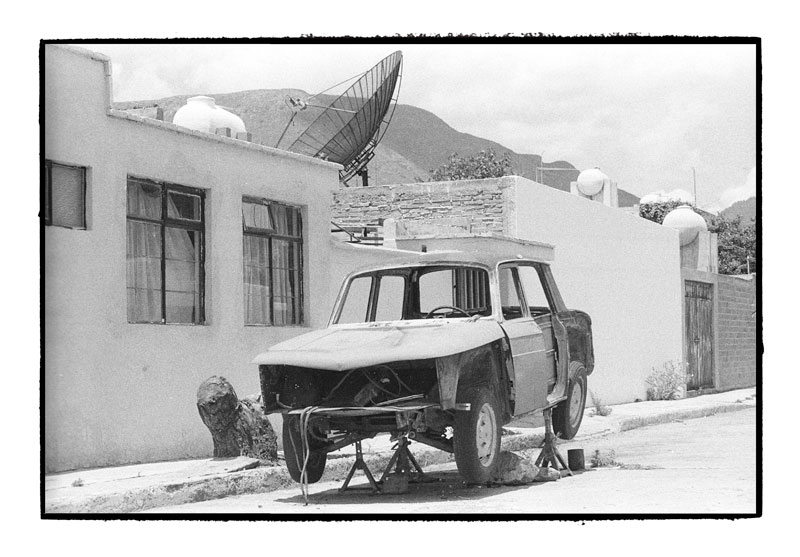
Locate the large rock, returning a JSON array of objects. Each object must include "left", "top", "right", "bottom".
[
  {"left": 491, "top": 451, "right": 561, "bottom": 485},
  {"left": 196, "top": 376, "right": 278, "bottom": 462}
]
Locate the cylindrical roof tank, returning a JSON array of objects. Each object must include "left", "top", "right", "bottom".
[
  {"left": 576, "top": 168, "right": 608, "bottom": 197},
  {"left": 662, "top": 204, "right": 707, "bottom": 246},
  {"left": 173, "top": 96, "right": 246, "bottom": 135}
]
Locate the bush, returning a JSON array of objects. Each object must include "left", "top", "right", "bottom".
[
  {"left": 645, "top": 361, "right": 688, "bottom": 401},
  {"left": 590, "top": 449, "right": 617, "bottom": 468},
  {"left": 589, "top": 390, "right": 612, "bottom": 417}
]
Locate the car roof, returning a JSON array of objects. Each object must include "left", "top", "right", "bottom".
[{"left": 348, "top": 235, "right": 555, "bottom": 273}]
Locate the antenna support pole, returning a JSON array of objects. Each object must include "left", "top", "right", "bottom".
[{"left": 358, "top": 168, "right": 369, "bottom": 188}]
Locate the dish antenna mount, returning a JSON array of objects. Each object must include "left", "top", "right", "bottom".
[{"left": 275, "top": 51, "right": 403, "bottom": 186}]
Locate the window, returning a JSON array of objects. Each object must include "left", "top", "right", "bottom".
[
  {"left": 44, "top": 160, "right": 86, "bottom": 229},
  {"left": 517, "top": 265, "right": 551, "bottom": 314},
  {"left": 417, "top": 266, "right": 491, "bottom": 318},
  {"left": 242, "top": 198, "right": 303, "bottom": 326},
  {"left": 126, "top": 177, "right": 205, "bottom": 324},
  {"left": 498, "top": 266, "right": 525, "bottom": 320}
]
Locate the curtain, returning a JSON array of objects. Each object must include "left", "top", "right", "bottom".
[
  {"left": 126, "top": 184, "right": 162, "bottom": 322},
  {"left": 243, "top": 235, "right": 270, "bottom": 324},
  {"left": 242, "top": 203, "right": 301, "bottom": 326}
]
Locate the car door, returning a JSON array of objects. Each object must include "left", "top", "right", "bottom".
[
  {"left": 497, "top": 263, "right": 549, "bottom": 416},
  {"left": 516, "top": 263, "right": 570, "bottom": 404}
]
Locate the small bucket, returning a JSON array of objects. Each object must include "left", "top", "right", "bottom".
[{"left": 567, "top": 448, "right": 585, "bottom": 471}]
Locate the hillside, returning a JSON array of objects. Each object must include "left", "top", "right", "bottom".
[
  {"left": 114, "top": 90, "right": 639, "bottom": 206},
  {"left": 720, "top": 196, "right": 756, "bottom": 223}
]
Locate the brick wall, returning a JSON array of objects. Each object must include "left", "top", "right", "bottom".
[
  {"left": 332, "top": 179, "right": 512, "bottom": 235},
  {"left": 716, "top": 275, "right": 757, "bottom": 389}
]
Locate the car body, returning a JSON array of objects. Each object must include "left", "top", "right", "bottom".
[{"left": 254, "top": 246, "right": 594, "bottom": 484}]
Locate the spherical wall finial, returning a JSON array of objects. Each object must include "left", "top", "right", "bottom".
[
  {"left": 662, "top": 205, "right": 707, "bottom": 246},
  {"left": 576, "top": 168, "right": 608, "bottom": 197}
]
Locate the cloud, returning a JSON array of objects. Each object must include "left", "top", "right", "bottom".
[
  {"left": 92, "top": 43, "right": 755, "bottom": 205},
  {"left": 711, "top": 167, "right": 756, "bottom": 212}
]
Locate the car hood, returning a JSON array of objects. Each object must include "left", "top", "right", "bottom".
[{"left": 252, "top": 319, "right": 505, "bottom": 371}]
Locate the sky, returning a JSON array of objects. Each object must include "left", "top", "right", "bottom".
[{"left": 91, "top": 42, "right": 756, "bottom": 212}]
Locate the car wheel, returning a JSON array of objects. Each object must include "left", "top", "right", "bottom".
[
  {"left": 453, "top": 387, "right": 502, "bottom": 484},
  {"left": 283, "top": 415, "right": 328, "bottom": 484},
  {"left": 553, "top": 363, "right": 587, "bottom": 440}
]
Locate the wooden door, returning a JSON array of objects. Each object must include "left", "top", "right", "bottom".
[{"left": 685, "top": 281, "right": 714, "bottom": 390}]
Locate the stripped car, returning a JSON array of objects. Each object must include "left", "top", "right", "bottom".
[{"left": 254, "top": 241, "right": 594, "bottom": 485}]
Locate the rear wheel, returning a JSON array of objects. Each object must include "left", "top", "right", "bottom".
[
  {"left": 553, "top": 364, "right": 587, "bottom": 440},
  {"left": 453, "top": 387, "right": 502, "bottom": 484},
  {"left": 283, "top": 415, "right": 328, "bottom": 484}
]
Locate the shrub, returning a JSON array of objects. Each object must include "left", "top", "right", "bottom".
[
  {"left": 590, "top": 449, "right": 617, "bottom": 468},
  {"left": 645, "top": 361, "right": 688, "bottom": 401},
  {"left": 589, "top": 390, "right": 612, "bottom": 417}
]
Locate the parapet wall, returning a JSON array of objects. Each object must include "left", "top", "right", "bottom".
[{"left": 332, "top": 178, "right": 514, "bottom": 235}]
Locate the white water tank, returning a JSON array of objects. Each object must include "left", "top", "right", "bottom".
[
  {"left": 575, "top": 168, "right": 608, "bottom": 197},
  {"left": 173, "top": 96, "right": 246, "bottom": 135},
  {"left": 662, "top": 204, "right": 707, "bottom": 246}
]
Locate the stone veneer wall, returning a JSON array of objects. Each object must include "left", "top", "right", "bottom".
[
  {"left": 715, "top": 275, "right": 758, "bottom": 390},
  {"left": 332, "top": 178, "right": 514, "bottom": 235}
]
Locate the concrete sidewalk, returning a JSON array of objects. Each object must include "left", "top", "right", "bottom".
[{"left": 43, "top": 387, "right": 756, "bottom": 514}]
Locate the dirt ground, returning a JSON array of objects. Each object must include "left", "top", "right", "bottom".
[{"left": 144, "top": 408, "right": 756, "bottom": 515}]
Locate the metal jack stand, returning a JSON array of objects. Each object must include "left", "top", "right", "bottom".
[
  {"left": 381, "top": 436, "right": 425, "bottom": 482},
  {"left": 379, "top": 435, "right": 426, "bottom": 494},
  {"left": 535, "top": 408, "right": 573, "bottom": 476},
  {"left": 339, "top": 441, "right": 381, "bottom": 493}
]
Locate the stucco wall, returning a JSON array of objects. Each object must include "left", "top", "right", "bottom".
[
  {"left": 508, "top": 177, "right": 684, "bottom": 404},
  {"left": 44, "top": 46, "right": 341, "bottom": 472},
  {"left": 715, "top": 275, "right": 757, "bottom": 390},
  {"left": 333, "top": 176, "right": 684, "bottom": 405}
]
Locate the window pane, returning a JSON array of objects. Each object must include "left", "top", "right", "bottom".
[
  {"left": 242, "top": 201, "right": 273, "bottom": 231},
  {"left": 244, "top": 235, "right": 270, "bottom": 325},
  {"left": 271, "top": 204, "right": 301, "bottom": 237},
  {"left": 337, "top": 276, "right": 371, "bottom": 324},
  {"left": 499, "top": 266, "right": 523, "bottom": 320},
  {"left": 375, "top": 275, "right": 405, "bottom": 321},
  {"left": 272, "top": 240, "right": 301, "bottom": 325},
  {"left": 127, "top": 179, "right": 162, "bottom": 219},
  {"left": 518, "top": 265, "right": 550, "bottom": 312},
  {"left": 167, "top": 191, "right": 201, "bottom": 221},
  {"left": 50, "top": 163, "right": 85, "bottom": 228},
  {"left": 127, "top": 221, "right": 162, "bottom": 322},
  {"left": 165, "top": 228, "right": 200, "bottom": 323},
  {"left": 418, "top": 270, "right": 454, "bottom": 314}
]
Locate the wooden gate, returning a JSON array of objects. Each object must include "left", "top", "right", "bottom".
[{"left": 685, "top": 280, "right": 714, "bottom": 390}]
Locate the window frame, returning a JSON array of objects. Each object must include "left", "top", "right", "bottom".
[
  {"left": 497, "top": 261, "right": 565, "bottom": 321},
  {"left": 126, "top": 176, "right": 206, "bottom": 325},
  {"left": 44, "top": 159, "right": 87, "bottom": 229},
  {"left": 242, "top": 196, "right": 304, "bottom": 326}
]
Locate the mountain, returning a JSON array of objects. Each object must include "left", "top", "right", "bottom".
[
  {"left": 114, "top": 90, "right": 639, "bottom": 206},
  {"left": 720, "top": 196, "right": 756, "bottom": 224}
]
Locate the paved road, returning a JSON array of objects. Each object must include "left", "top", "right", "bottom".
[{"left": 145, "top": 408, "right": 756, "bottom": 514}]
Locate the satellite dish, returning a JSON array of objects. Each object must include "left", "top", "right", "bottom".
[{"left": 275, "top": 51, "right": 403, "bottom": 185}]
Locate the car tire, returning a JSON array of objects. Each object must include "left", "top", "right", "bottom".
[
  {"left": 283, "top": 415, "right": 327, "bottom": 484},
  {"left": 553, "top": 363, "right": 588, "bottom": 440},
  {"left": 453, "top": 387, "right": 502, "bottom": 484}
]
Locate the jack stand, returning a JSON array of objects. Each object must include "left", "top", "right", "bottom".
[
  {"left": 339, "top": 441, "right": 381, "bottom": 493},
  {"left": 380, "top": 435, "right": 425, "bottom": 483},
  {"left": 535, "top": 408, "right": 573, "bottom": 476},
  {"left": 379, "top": 435, "right": 425, "bottom": 494}
]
